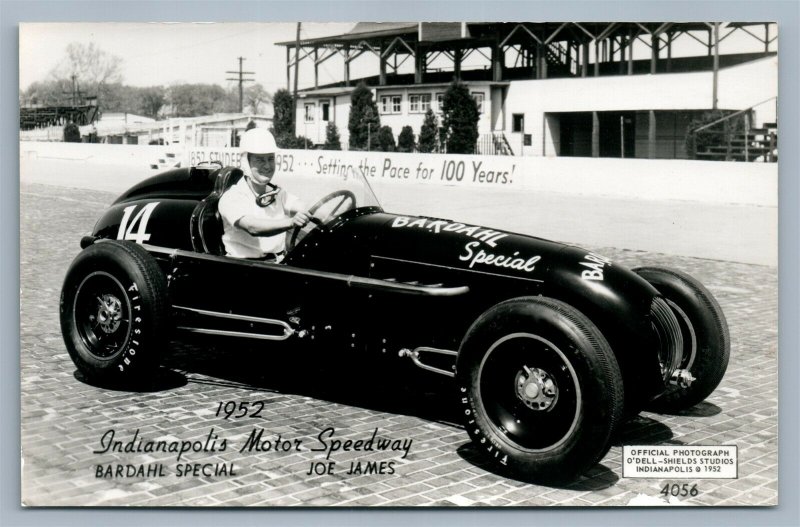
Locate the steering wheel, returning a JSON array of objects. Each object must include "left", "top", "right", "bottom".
[{"left": 287, "top": 190, "right": 356, "bottom": 252}]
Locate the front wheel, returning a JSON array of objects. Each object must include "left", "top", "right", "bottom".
[
  {"left": 633, "top": 266, "right": 730, "bottom": 412},
  {"left": 60, "top": 240, "right": 169, "bottom": 383},
  {"left": 456, "top": 297, "right": 623, "bottom": 484}
]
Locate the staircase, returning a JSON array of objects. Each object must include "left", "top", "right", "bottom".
[
  {"left": 477, "top": 132, "right": 514, "bottom": 155},
  {"left": 545, "top": 42, "right": 579, "bottom": 76},
  {"left": 695, "top": 121, "right": 777, "bottom": 162},
  {"left": 150, "top": 151, "right": 181, "bottom": 170}
]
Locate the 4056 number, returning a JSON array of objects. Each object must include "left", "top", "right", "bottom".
[{"left": 661, "top": 483, "right": 699, "bottom": 498}]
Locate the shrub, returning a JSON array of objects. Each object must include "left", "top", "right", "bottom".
[
  {"left": 397, "top": 125, "right": 415, "bottom": 152},
  {"left": 272, "top": 89, "right": 295, "bottom": 138},
  {"left": 324, "top": 122, "right": 342, "bottom": 150},
  {"left": 441, "top": 81, "right": 479, "bottom": 154},
  {"left": 63, "top": 122, "right": 81, "bottom": 143},
  {"left": 377, "top": 126, "right": 395, "bottom": 152},
  {"left": 418, "top": 109, "right": 438, "bottom": 153},
  {"left": 348, "top": 82, "right": 380, "bottom": 150}
]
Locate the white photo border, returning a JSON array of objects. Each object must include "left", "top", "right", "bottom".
[{"left": 3, "top": 1, "right": 798, "bottom": 526}]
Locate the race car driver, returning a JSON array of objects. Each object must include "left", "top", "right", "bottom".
[{"left": 218, "top": 128, "right": 311, "bottom": 260}]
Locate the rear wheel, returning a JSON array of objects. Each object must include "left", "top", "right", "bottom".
[
  {"left": 456, "top": 297, "right": 623, "bottom": 483},
  {"left": 60, "top": 241, "right": 168, "bottom": 383},
  {"left": 633, "top": 266, "right": 729, "bottom": 412}
]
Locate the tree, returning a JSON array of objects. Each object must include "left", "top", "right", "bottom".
[
  {"left": 348, "top": 83, "right": 380, "bottom": 150},
  {"left": 137, "top": 86, "right": 166, "bottom": 119},
  {"left": 397, "top": 125, "right": 415, "bottom": 152},
  {"left": 272, "top": 89, "right": 295, "bottom": 138},
  {"left": 324, "top": 122, "right": 342, "bottom": 150},
  {"left": 441, "top": 81, "right": 479, "bottom": 154},
  {"left": 245, "top": 84, "right": 271, "bottom": 115},
  {"left": 21, "top": 80, "right": 63, "bottom": 107},
  {"left": 418, "top": 109, "right": 439, "bottom": 153},
  {"left": 378, "top": 126, "right": 395, "bottom": 152},
  {"left": 167, "top": 84, "right": 229, "bottom": 117},
  {"left": 49, "top": 42, "right": 123, "bottom": 114}
]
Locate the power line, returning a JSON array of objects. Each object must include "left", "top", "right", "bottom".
[{"left": 226, "top": 57, "right": 255, "bottom": 113}]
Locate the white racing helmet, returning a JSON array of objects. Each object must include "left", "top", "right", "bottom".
[{"left": 240, "top": 128, "right": 277, "bottom": 155}]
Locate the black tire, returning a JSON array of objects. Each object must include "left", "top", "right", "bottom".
[
  {"left": 60, "top": 240, "right": 169, "bottom": 383},
  {"left": 633, "top": 266, "right": 730, "bottom": 413},
  {"left": 456, "top": 296, "right": 624, "bottom": 484}
]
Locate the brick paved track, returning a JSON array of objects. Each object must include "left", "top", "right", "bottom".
[{"left": 20, "top": 183, "right": 778, "bottom": 506}]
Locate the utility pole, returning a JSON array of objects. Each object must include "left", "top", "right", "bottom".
[
  {"left": 293, "top": 23, "right": 301, "bottom": 99},
  {"left": 62, "top": 74, "right": 80, "bottom": 106},
  {"left": 226, "top": 57, "right": 255, "bottom": 113}
]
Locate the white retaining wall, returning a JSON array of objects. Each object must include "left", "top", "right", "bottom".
[{"left": 20, "top": 141, "right": 777, "bottom": 207}]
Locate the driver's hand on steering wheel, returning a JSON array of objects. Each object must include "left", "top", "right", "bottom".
[{"left": 291, "top": 211, "right": 312, "bottom": 228}]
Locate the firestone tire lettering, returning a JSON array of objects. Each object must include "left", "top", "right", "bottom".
[
  {"left": 60, "top": 240, "right": 168, "bottom": 382},
  {"left": 455, "top": 296, "right": 624, "bottom": 484}
]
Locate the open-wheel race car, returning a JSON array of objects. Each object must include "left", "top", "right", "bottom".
[{"left": 60, "top": 162, "right": 729, "bottom": 483}]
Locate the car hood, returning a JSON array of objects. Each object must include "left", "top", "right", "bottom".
[{"left": 366, "top": 213, "right": 568, "bottom": 281}]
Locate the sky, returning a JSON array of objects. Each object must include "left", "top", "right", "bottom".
[{"left": 19, "top": 22, "right": 357, "bottom": 93}]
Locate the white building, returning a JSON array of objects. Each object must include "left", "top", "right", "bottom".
[{"left": 280, "top": 22, "right": 777, "bottom": 161}]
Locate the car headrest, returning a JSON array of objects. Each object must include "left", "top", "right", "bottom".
[{"left": 212, "top": 167, "right": 244, "bottom": 196}]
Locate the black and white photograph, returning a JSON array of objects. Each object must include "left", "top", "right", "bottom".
[{"left": 19, "top": 20, "right": 779, "bottom": 507}]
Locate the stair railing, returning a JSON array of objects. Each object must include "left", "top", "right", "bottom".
[{"left": 689, "top": 96, "right": 777, "bottom": 162}]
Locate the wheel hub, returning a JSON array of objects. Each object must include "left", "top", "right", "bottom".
[
  {"left": 94, "top": 294, "right": 123, "bottom": 334},
  {"left": 516, "top": 366, "right": 558, "bottom": 410}
]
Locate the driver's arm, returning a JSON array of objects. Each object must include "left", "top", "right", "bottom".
[
  {"left": 235, "top": 212, "right": 310, "bottom": 237},
  {"left": 284, "top": 193, "right": 307, "bottom": 216}
]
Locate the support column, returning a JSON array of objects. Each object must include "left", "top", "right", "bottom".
[
  {"left": 648, "top": 110, "right": 656, "bottom": 159},
  {"left": 594, "top": 40, "right": 600, "bottom": 76},
  {"left": 535, "top": 42, "right": 542, "bottom": 79},
  {"left": 667, "top": 32, "right": 673, "bottom": 72},
  {"left": 618, "top": 37, "right": 626, "bottom": 74},
  {"left": 582, "top": 42, "right": 589, "bottom": 77},
  {"left": 379, "top": 43, "right": 387, "bottom": 86},
  {"left": 651, "top": 33, "right": 659, "bottom": 74},
  {"left": 414, "top": 43, "right": 424, "bottom": 84},
  {"left": 765, "top": 23, "right": 769, "bottom": 52},
  {"left": 491, "top": 40, "right": 502, "bottom": 81},
  {"left": 538, "top": 36, "right": 548, "bottom": 79},
  {"left": 707, "top": 29, "right": 712, "bottom": 56},
  {"left": 566, "top": 43, "right": 572, "bottom": 72},
  {"left": 286, "top": 47, "right": 290, "bottom": 90},
  {"left": 344, "top": 44, "right": 351, "bottom": 87},
  {"left": 454, "top": 47, "right": 463, "bottom": 79},
  {"left": 712, "top": 23, "right": 719, "bottom": 109},
  {"left": 314, "top": 47, "right": 319, "bottom": 89},
  {"left": 627, "top": 29, "right": 634, "bottom": 75},
  {"left": 592, "top": 111, "right": 600, "bottom": 157}
]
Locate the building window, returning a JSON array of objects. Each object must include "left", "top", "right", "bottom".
[
  {"left": 409, "top": 94, "right": 431, "bottom": 113},
  {"left": 472, "top": 92, "right": 485, "bottom": 113},
  {"left": 436, "top": 93, "right": 445, "bottom": 113},
  {"left": 321, "top": 101, "right": 330, "bottom": 121},
  {"left": 380, "top": 95, "right": 402, "bottom": 114},
  {"left": 512, "top": 113, "right": 525, "bottom": 133},
  {"left": 304, "top": 103, "right": 315, "bottom": 123}
]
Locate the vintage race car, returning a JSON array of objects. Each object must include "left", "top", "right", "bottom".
[{"left": 60, "top": 163, "right": 729, "bottom": 483}]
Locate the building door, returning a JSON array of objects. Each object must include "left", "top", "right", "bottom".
[
  {"left": 320, "top": 100, "right": 331, "bottom": 124},
  {"left": 599, "top": 112, "right": 635, "bottom": 158}
]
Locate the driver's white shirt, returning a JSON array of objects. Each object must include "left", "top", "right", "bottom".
[{"left": 218, "top": 177, "right": 302, "bottom": 258}]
